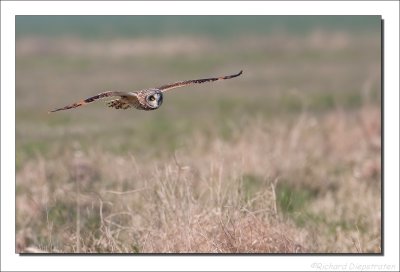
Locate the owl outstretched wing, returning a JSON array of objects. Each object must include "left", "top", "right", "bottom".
[
  {"left": 49, "top": 91, "right": 137, "bottom": 113},
  {"left": 157, "top": 70, "right": 242, "bottom": 93}
]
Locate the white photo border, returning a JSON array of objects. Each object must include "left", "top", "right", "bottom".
[{"left": 2, "top": 1, "right": 399, "bottom": 271}]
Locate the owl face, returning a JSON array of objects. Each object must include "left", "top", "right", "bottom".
[{"left": 142, "top": 89, "right": 163, "bottom": 110}]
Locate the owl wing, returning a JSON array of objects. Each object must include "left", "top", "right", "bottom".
[
  {"left": 49, "top": 91, "right": 137, "bottom": 113},
  {"left": 157, "top": 70, "right": 242, "bottom": 93}
]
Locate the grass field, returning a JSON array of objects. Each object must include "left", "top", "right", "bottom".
[{"left": 16, "top": 16, "right": 381, "bottom": 253}]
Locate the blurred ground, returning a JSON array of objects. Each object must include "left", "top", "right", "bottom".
[{"left": 16, "top": 16, "right": 381, "bottom": 253}]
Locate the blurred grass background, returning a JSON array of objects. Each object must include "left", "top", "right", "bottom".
[
  {"left": 16, "top": 16, "right": 381, "bottom": 253},
  {"left": 16, "top": 16, "right": 380, "bottom": 38}
]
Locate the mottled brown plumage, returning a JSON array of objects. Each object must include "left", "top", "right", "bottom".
[
  {"left": 157, "top": 70, "right": 243, "bottom": 92},
  {"left": 49, "top": 70, "right": 242, "bottom": 113}
]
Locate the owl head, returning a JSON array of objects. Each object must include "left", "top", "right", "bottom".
[{"left": 140, "top": 89, "right": 163, "bottom": 110}]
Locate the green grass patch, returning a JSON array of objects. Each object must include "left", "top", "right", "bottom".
[
  {"left": 308, "top": 92, "right": 336, "bottom": 111},
  {"left": 16, "top": 141, "right": 49, "bottom": 170},
  {"left": 276, "top": 182, "right": 317, "bottom": 214},
  {"left": 46, "top": 201, "right": 77, "bottom": 226},
  {"left": 241, "top": 174, "right": 265, "bottom": 201}
]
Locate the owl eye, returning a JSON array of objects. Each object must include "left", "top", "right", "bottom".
[{"left": 148, "top": 96, "right": 155, "bottom": 101}]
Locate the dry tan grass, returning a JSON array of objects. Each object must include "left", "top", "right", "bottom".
[{"left": 16, "top": 103, "right": 381, "bottom": 253}]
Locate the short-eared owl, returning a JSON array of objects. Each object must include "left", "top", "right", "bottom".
[{"left": 49, "top": 70, "right": 242, "bottom": 112}]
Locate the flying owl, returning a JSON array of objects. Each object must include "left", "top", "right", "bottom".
[{"left": 49, "top": 70, "right": 242, "bottom": 112}]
